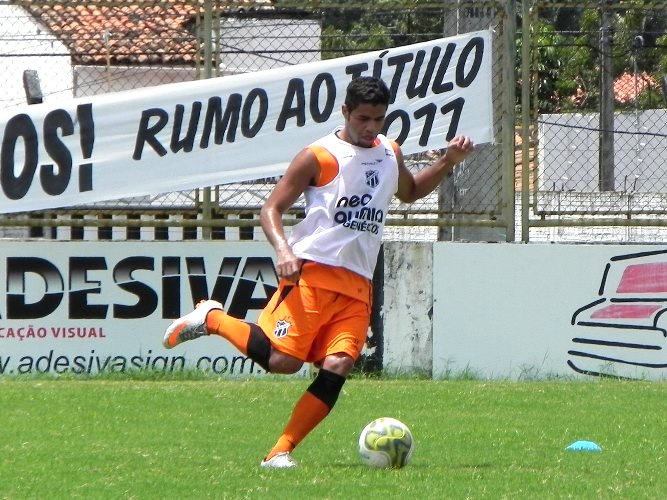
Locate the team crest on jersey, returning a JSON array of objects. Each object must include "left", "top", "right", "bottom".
[
  {"left": 365, "top": 170, "right": 379, "bottom": 188},
  {"left": 273, "top": 319, "right": 291, "bottom": 338}
]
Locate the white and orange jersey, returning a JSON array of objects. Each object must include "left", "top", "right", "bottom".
[{"left": 289, "top": 127, "right": 399, "bottom": 282}]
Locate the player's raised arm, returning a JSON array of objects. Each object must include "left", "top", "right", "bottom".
[{"left": 395, "top": 135, "right": 474, "bottom": 203}]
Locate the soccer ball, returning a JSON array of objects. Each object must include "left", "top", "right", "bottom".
[{"left": 358, "top": 417, "right": 414, "bottom": 468}]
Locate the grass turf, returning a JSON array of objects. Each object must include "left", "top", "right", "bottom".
[{"left": 1, "top": 377, "right": 666, "bottom": 499}]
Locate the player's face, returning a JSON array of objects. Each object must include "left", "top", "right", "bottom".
[{"left": 341, "top": 103, "right": 387, "bottom": 148}]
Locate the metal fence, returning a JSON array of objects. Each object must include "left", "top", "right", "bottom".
[
  {"left": 0, "top": 0, "right": 515, "bottom": 242},
  {"left": 521, "top": 0, "right": 667, "bottom": 242}
]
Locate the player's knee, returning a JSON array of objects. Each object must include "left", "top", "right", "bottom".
[
  {"left": 268, "top": 352, "right": 304, "bottom": 374},
  {"left": 320, "top": 353, "right": 355, "bottom": 376}
]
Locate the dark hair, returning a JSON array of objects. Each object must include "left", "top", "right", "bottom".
[{"left": 344, "top": 76, "right": 390, "bottom": 112}]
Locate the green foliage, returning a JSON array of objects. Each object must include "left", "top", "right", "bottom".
[
  {"left": 288, "top": 1, "right": 667, "bottom": 113},
  {"left": 636, "top": 86, "right": 667, "bottom": 109},
  {"left": 524, "top": 4, "right": 667, "bottom": 113},
  {"left": 533, "top": 21, "right": 568, "bottom": 113},
  {"left": 318, "top": 1, "right": 447, "bottom": 59},
  {"left": 658, "top": 34, "right": 667, "bottom": 74}
]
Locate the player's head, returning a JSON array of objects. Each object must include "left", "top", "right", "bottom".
[
  {"left": 340, "top": 77, "right": 390, "bottom": 148},
  {"left": 344, "top": 77, "right": 390, "bottom": 112}
]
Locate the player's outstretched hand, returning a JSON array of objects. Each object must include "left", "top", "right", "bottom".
[{"left": 443, "top": 135, "right": 474, "bottom": 164}]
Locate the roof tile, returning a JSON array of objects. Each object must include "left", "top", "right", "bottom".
[{"left": 24, "top": 0, "right": 271, "bottom": 66}]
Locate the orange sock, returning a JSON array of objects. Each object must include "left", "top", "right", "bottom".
[
  {"left": 266, "top": 391, "right": 330, "bottom": 459},
  {"left": 205, "top": 309, "right": 251, "bottom": 355}
]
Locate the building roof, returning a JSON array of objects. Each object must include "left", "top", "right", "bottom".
[
  {"left": 613, "top": 71, "right": 659, "bottom": 104},
  {"left": 23, "top": 0, "right": 272, "bottom": 66}
]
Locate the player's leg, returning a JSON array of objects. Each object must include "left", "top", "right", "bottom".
[
  {"left": 208, "top": 306, "right": 303, "bottom": 374},
  {"left": 162, "top": 299, "right": 224, "bottom": 349},
  {"left": 261, "top": 353, "right": 352, "bottom": 468},
  {"left": 162, "top": 298, "right": 302, "bottom": 373},
  {"left": 261, "top": 294, "right": 369, "bottom": 468}
]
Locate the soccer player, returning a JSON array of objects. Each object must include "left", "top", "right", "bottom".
[{"left": 163, "top": 76, "right": 474, "bottom": 468}]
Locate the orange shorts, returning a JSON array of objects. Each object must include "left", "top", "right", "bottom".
[{"left": 257, "top": 282, "right": 371, "bottom": 364}]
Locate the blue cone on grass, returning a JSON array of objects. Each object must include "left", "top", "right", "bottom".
[{"left": 565, "top": 440, "right": 602, "bottom": 451}]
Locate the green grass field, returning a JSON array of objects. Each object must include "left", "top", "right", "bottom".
[{"left": 1, "top": 377, "right": 666, "bottom": 499}]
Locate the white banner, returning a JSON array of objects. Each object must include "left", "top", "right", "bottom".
[{"left": 0, "top": 31, "right": 493, "bottom": 213}]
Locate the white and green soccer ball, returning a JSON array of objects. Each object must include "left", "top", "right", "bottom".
[{"left": 358, "top": 417, "right": 414, "bottom": 468}]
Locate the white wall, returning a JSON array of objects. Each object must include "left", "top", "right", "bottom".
[
  {"left": 430, "top": 242, "right": 667, "bottom": 380},
  {"left": 381, "top": 243, "right": 433, "bottom": 375},
  {"left": 220, "top": 18, "right": 320, "bottom": 75},
  {"left": 539, "top": 111, "right": 667, "bottom": 192},
  {"left": 0, "top": 5, "right": 73, "bottom": 108},
  {"left": 0, "top": 10, "right": 321, "bottom": 108},
  {"left": 73, "top": 66, "right": 197, "bottom": 97}
]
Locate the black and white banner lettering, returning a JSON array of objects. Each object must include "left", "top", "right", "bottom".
[{"left": 0, "top": 31, "right": 493, "bottom": 213}]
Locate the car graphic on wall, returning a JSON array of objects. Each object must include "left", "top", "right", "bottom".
[{"left": 569, "top": 249, "right": 667, "bottom": 378}]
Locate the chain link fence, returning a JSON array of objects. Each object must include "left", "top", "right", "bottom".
[
  {"left": 8, "top": 1, "right": 667, "bottom": 245},
  {"left": 522, "top": 0, "right": 667, "bottom": 242},
  {"left": 0, "top": 0, "right": 514, "bottom": 242}
]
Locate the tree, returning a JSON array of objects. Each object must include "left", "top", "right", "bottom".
[
  {"left": 520, "top": 4, "right": 667, "bottom": 113},
  {"left": 307, "top": 0, "right": 448, "bottom": 59}
]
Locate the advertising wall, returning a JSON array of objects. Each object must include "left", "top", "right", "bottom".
[
  {"left": 6, "top": 240, "right": 667, "bottom": 380},
  {"left": 0, "top": 241, "right": 310, "bottom": 377},
  {"left": 434, "top": 243, "right": 667, "bottom": 380}
]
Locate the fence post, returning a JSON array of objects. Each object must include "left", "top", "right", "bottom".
[
  {"left": 501, "top": 0, "right": 516, "bottom": 242},
  {"left": 599, "top": 0, "right": 615, "bottom": 191},
  {"left": 520, "top": 0, "right": 532, "bottom": 242},
  {"left": 201, "top": 0, "right": 214, "bottom": 239}
]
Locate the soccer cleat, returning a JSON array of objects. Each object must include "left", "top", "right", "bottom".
[
  {"left": 162, "top": 299, "right": 223, "bottom": 349},
  {"left": 260, "top": 452, "right": 298, "bottom": 469}
]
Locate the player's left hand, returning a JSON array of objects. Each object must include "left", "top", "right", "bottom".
[{"left": 443, "top": 135, "right": 474, "bottom": 164}]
